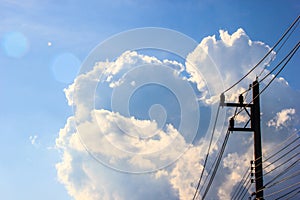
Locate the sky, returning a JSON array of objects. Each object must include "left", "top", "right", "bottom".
[{"left": 1, "top": 1, "right": 300, "bottom": 200}]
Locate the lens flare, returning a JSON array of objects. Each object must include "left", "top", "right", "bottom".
[
  {"left": 2, "top": 31, "right": 29, "bottom": 58},
  {"left": 51, "top": 52, "right": 81, "bottom": 84}
]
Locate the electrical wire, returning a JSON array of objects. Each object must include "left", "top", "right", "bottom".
[
  {"left": 256, "top": 182, "right": 300, "bottom": 200},
  {"left": 235, "top": 178, "right": 251, "bottom": 200},
  {"left": 254, "top": 155, "right": 300, "bottom": 184},
  {"left": 223, "top": 15, "right": 300, "bottom": 94},
  {"left": 259, "top": 41, "right": 300, "bottom": 84},
  {"left": 257, "top": 18, "right": 300, "bottom": 78},
  {"left": 229, "top": 56, "right": 299, "bottom": 198},
  {"left": 265, "top": 158, "right": 299, "bottom": 188},
  {"left": 247, "top": 131, "right": 299, "bottom": 169},
  {"left": 263, "top": 144, "right": 300, "bottom": 170},
  {"left": 233, "top": 41, "right": 299, "bottom": 200},
  {"left": 285, "top": 189, "right": 300, "bottom": 200},
  {"left": 231, "top": 168, "right": 251, "bottom": 200},
  {"left": 261, "top": 132, "right": 299, "bottom": 162},
  {"left": 267, "top": 170, "right": 300, "bottom": 189},
  {"left": 252, "top": 136, "right": 300, "bottom": 170},
  {"left": 256, "top": 41, "right": 299, "bottom": 94},
  {"left": 240, "top": 36, "right": 299, "bottom": 96},
  {"left": 199, "top": 149, "right": 219, "bottom": 194},
  {"left": 276, "top": 186, "right": 300, "bottom": 200},
  {"left": 233, "top": 41, "right": 300, "bottom": 118},
  {"left": 251, "top": 158, "right": 299, "bottom": 199},
  {"left": 202, "top": 129, "right": 231, "bottom": 199},
  {"left": 240, "top": 180, "right": 252, "bottom": 200},
  {"left": 264, "top": 157, "right": 300, "bottom": 177},
  {"left": 192, "top": 104, "right": 221, "bottom": 200},
  {"left": 192, "top": 16, "right": 300, "bottom": 200},
  {"left": 264, "top": 182, "right": 300, "bottom": 199}
]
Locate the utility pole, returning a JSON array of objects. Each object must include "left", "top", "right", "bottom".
[
  {"left": 221, "top": 80, "right": 264, "bottom": 199},
  {"left": 252, "top": 80, "right": 264, "bottom": 199}
]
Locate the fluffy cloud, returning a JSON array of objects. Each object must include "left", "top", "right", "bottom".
[
  {"left": 56, "top": 116, "right": 178, "bottom": 200},
  {"left": 185, "top": 28, "right": 275, "bottom": 104},
  {"left": 267, "top": 108, "right": 296, "bottom": 129},
  {"left": 56, "top": 29, "right": 300, "bottom": 200}
]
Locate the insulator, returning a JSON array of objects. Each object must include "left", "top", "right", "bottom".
[
  {"left": 239, "top": 94, "right": 244, "bottom": 104},
  {"left": 220, "top": 93, "right": 225, "bottom": 106},
  {"left": 229, "top": 117, "right": 234, "bottom": 129}
]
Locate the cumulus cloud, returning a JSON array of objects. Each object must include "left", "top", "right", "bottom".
[
  {"left": 186, "top": 28, "right": 275, "bottom": 104},
  {"left": 56, "top": 116, "right": 178, "bottom": 200},
  {"left": 267, "top": 108, "right": 296, "bottom": 129},
  {"left": 56, "top": 28, "right": 300, "bottom": 200}
]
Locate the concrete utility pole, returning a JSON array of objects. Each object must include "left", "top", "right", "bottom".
[{"left": 221, "top": 80, "right": 264, "bottom": 199}]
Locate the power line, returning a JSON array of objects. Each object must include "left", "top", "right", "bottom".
[
  {"left": 234, "top": 177, "right": 252, "bottom": 200},
  {"left": 202, "top": 129, "right": 231, "bottom": 199},
  {"left": 192, "top": 104, "right": 221, "bottom": 200},
  {"left": 230, "top": 131, "right": 300, "bottom": 184},
  {"left": 231, "top": 168, "right": 250, "bottom": 200},
  {"left": 260, "top": 158, "right": 299, "bottom": 191},
  {"left": 275, "top": 186, "right": 300, "bottom": 200},
  {"left": 233, "top": 41, "right": 299, "bottom": 118},
  {"left": 240, "top": 36, "right": 299, "bottom": 96},
  {"left": 259, "top": 41, "right": 300, "bottom": 84},
  {"left": 258, "top": 42, "right": 299, "bottom": 96},
  {"left": 199, "top": 148, "right": 219, "bottom": 194},
  {"left": 263, "top": 144, "right": 300, "bottom": 170},
  {"left": 257, "top": 18, "right": 300, "bottom": 78},
  {"left": 256, "top": 181, "right": 300, "bottom": 200},
  {"left": 285, "top": 188, "right": 300, "bottom": 200},
  {"left": 264, "top": 156, "right": 300, "bottom": 177},
  {"left": 267, "top": 170, "right": 300, "bottom": 189},
  {"left": 192, "top": 16, "right": 300, "bottom": 200},
  {"left": 235, "top": 37, "right": 299, "bottom": 200},
  {"left": 262, "top": 132, "right": 299, "bottom": 161},
  {"left": 233, "top": 175, "right": 251, "bottom": 200},
  {"left": 254, "top": 155, "right": 300, "bottom": 185},
  {"left": 253, "top": 135, "right": 300, "bottom": 169},
  {"left": 264, "top": 182, "right": 300, "bottom": 199},
  {"left": 240, "top": 179, "right": 252, "bottom": 200},
  {"left": 252, "top": 131, "right": 299, "bottom": 164},
  {"left": 198, "top": 108, "right": 244, "bottom": 197},
  {"left": 223, "top": 15, "right": 300, "bottom": 94}
]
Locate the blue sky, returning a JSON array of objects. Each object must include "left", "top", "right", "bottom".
[{"left": 1, "top": 1, "right": 299, "bottom": 200}]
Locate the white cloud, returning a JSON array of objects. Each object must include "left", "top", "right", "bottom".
[
  {"left": 186, "top": 28, "right": 274, "bottom": 104},
  {"left": 219, "top": 149, "right": 253, "bottom": 199},
  {"left": 56, "top": 28, "right": 300, "bottom": 200},
  {"left": 56, "top": 119, "right": 178, "bottom": 199},
  {"left": 29, "top": 135, "right": 39, "bottom": 147},
  {"left": 267, "top": 108, "right": 296, "bottom": 129},
  {"left": 170, "top": 145, "right": 205, "bottom": 199},
  {"left": 219, "top": 28, "right": 248, "bottom": 47}
]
